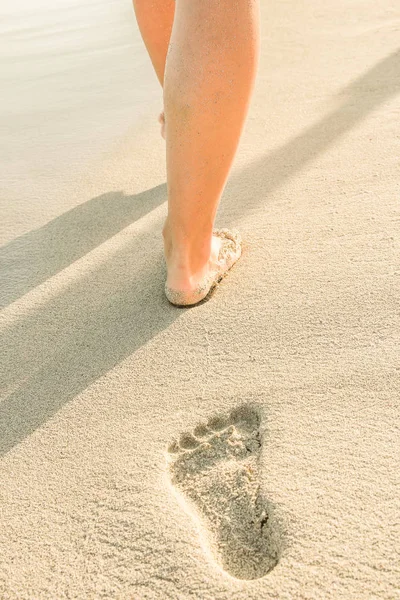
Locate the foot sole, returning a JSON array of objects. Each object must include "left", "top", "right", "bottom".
[{"left": 165, "top": 228, "right": 242, "bottom": 308}]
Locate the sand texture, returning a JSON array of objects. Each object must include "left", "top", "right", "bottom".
[{"left": 1, "top": 0, "right": 400, "bottom": 598}]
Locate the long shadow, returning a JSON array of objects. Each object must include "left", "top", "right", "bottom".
[
  {"left": 2, "top": 50, "right": 398, "bottom": 310},
  {"left": 1, "top": 49, "right": 399, "bottom": 457},
  {"left": 1, "top": 201, "right": 179, "bottom": 456},
  {"left": 222, "top": 48, "right": 400, "bottom": 222},
  {"left": 0, "top": 184, "right": 167, "bottom": 309}
]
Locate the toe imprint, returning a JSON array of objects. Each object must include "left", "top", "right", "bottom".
[{"left": 166, "top": 404, "right": 282, "bottom": 580}]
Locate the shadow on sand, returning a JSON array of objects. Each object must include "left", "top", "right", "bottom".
[{"left": 1, "top": 48, "right": 399, "bottom": 457}]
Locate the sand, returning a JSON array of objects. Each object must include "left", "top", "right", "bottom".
[{"left": 1, "top": 0, "right": 399, "bottom": 598}]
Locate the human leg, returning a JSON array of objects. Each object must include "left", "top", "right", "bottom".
[
  {"left": 163, "top": 0, "right": 260, "bottom": 305},
  {"left": 132, "top": 0, "right": 175, "bottom": 86},
  {"left": 132, "top": 0, "right": 175, "bottom": 138}
]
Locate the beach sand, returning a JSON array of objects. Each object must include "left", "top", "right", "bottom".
[{"left": 1, "top": 0, "right": 399, "bottom": 598}]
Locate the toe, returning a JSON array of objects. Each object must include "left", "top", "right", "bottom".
[
  {"left": 167, "top": 439, "right": 181, "bottom": 454},
  {"left": 179, "top": 432, "right": 200, "bottom": 450},
  {"left": 193, "top": 423, "right": 210, "bottom": 438},
  {"left": 207, "top": 414, "right": 230, "bottom": 431}
]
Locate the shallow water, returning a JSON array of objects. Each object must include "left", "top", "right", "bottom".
[{"left": 0, "top": 0, "right": 160, "bottom": 240}]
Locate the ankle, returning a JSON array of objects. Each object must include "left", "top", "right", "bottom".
[
  {"left": 163, "top": 219, "right": 213, "bottom": 275},
  {"left": 169, "top": 241, "right": 212, "bottom": 276}
]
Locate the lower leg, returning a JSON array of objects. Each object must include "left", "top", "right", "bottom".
[
  {"left": 133, "top": 0, "right": 174, "bottom": 138},
  {"left": 132, "top": 0, "right": 175, "bottom": 87},
  {"left": 163, "top": 0, "right": 260, "bottom": 298}
]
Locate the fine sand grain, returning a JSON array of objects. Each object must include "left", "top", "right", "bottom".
[{"left": 1, "top": 0, "right": 399, "bottom": 598}]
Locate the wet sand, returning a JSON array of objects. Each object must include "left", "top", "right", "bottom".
[{"left": 1, "top": 0, "right": 399, "bottom": 598}]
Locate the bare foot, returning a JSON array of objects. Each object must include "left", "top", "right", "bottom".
[
  {"left": 163, "top": 222, "right": 242, "bottom": 307},
  {"left": 159, "top": 111, "right": 166, "bottom": 140}
]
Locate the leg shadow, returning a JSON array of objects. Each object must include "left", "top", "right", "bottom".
[
  {"left": 0, "top": 184, "right": 166, "bottom": 309},
  {"left": 1, "top": 195, "right": 179, "bottom": 457}
]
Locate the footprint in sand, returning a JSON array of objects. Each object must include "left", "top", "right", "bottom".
[{"left": 166, "top": 404, "right": 281, "bottom": 580}]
